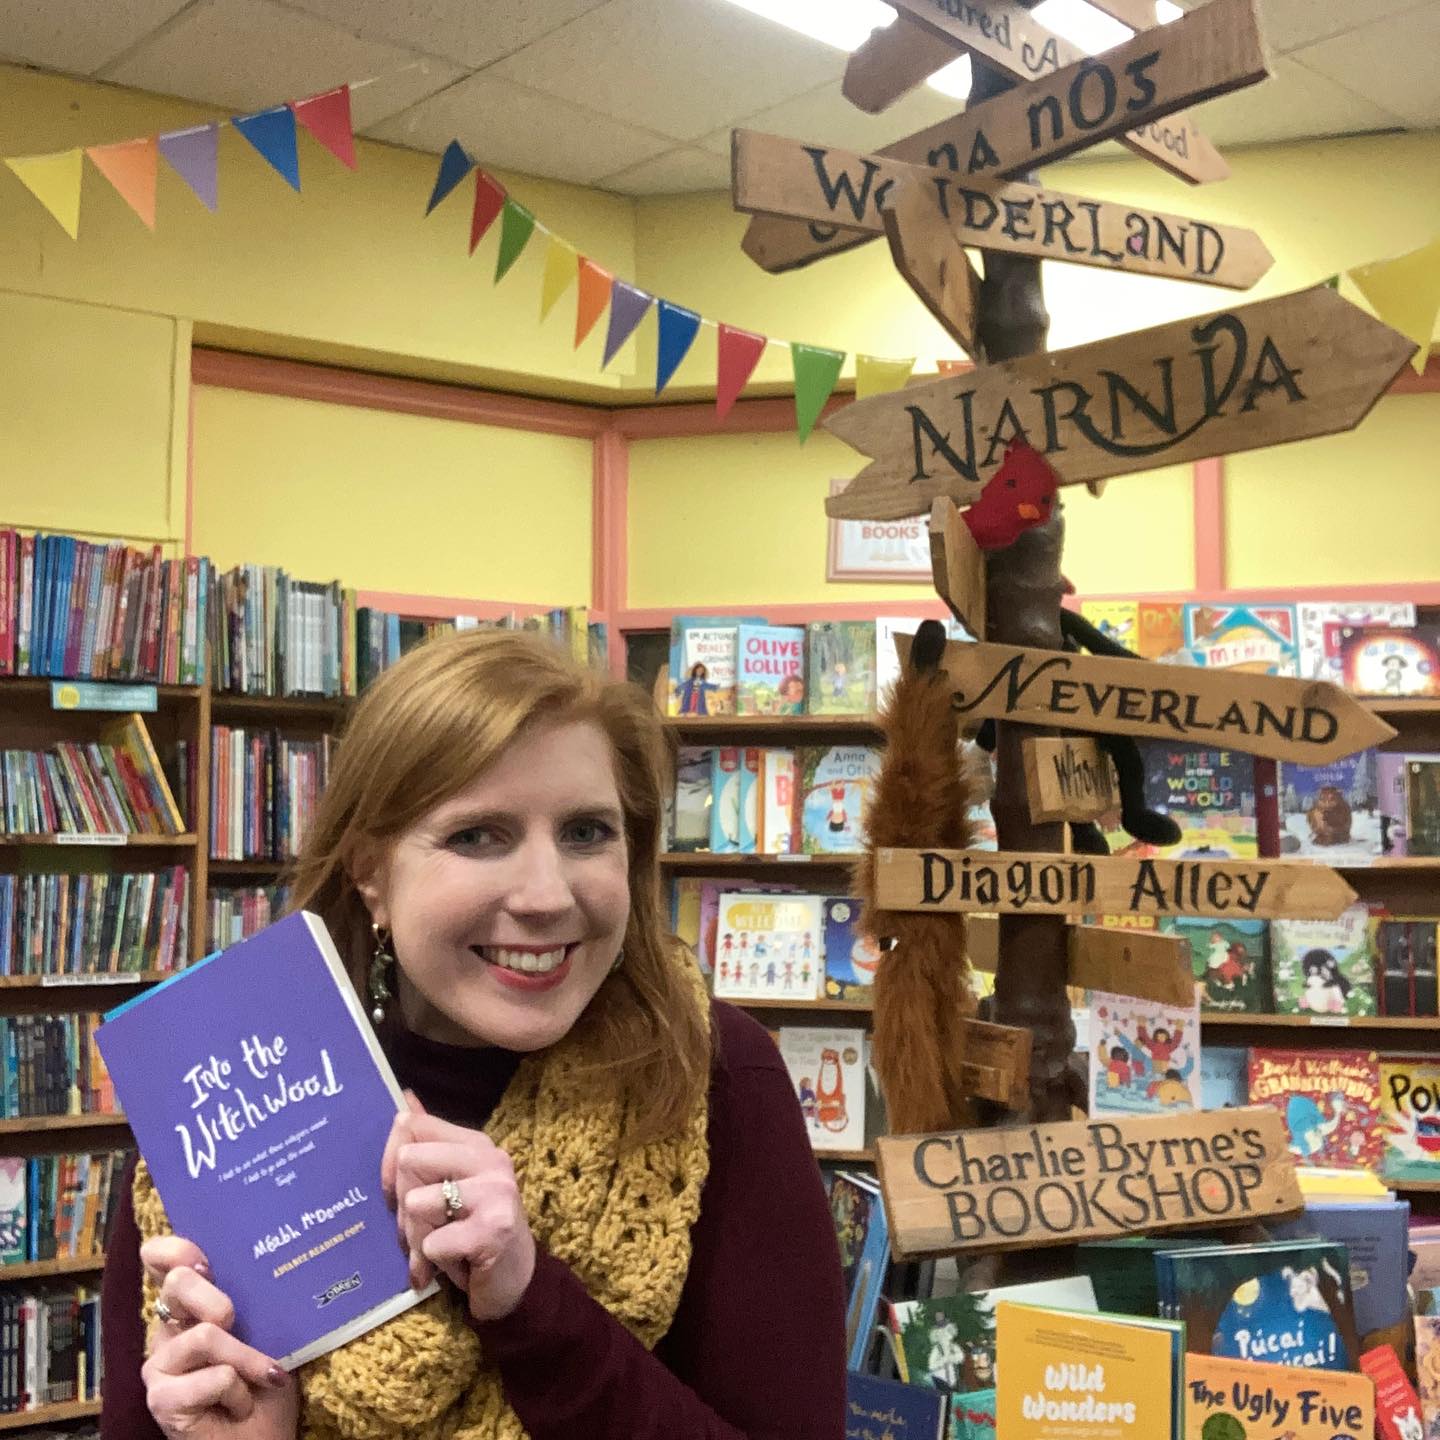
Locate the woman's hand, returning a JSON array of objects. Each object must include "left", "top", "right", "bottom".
[
  {"left": 139, "top": 1236, "right": 299, "bottom": 1440},
  {"left": 383, "top": 1094, "right": 536, "bottom": 1323}
]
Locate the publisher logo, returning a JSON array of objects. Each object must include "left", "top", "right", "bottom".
[{"left": 314, "top": 1272, "right": 362, "bottom": 1309}]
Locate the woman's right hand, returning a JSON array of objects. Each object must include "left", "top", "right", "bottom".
[{"left": 139, "top": 1236, "right": 299, "bottom": 1440}]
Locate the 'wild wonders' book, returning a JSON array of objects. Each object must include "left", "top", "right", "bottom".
[{"left": 1183, "top": 1353, "right": 1373, "bottom": 1439}]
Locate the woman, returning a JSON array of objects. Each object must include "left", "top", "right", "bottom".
[{"left": 101, "top": 631, "right": 846, "bottom": 1439}]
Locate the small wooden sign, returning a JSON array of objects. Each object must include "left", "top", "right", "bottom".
[
  {"left": 732, "top": 132, "right": 1272, "bottom": 289},
  {"left": 825, "top": 285, "right": 1418, "bottom": 519},
  {"left": 874, "top": 847, "right": 1359, "bottom": 922},
  {"left": 875, "top": 1107, "right": 1301, "bottom": 1259},
  {"left": 843, "top": 15, "right": 962, "bottom": 114},
  {"left": 928, "top": 498, "right": 987, "bottom": 637},
  {"left": 956, "top": 1017, "right": 1032, "bottom": 1109},
  {"left": 1022, "top": 736, "right": 1116, "bottom": 823},
  {"left": 895, "top": 634, "right": 1396, "bottom": 765},
  {"left": 882, "top": 179, "right": 980, "bottom": 355},
  {"left": 1068, "top": 925, "right": 1195, "bottom": 1007}
]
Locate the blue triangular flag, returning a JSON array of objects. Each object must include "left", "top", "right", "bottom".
[
  {"left": 426, "top": 140, "right": 473, "bottom": 215},
  {"left": 655, "top": 301, "right": 702, "bottom": 395},
  {"left": 233, "top": 105, "right": 300, "bottom": 191}
]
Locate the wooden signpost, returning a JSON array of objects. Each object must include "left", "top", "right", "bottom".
[
  {"left": 825, "top": 284, "right": 1418, "bottom": 519},
  {"left": 956, "top": 1017, "right": 1032, "bottom": 1108},
  {"left": 1068, "top": 924, "right": 1195, "bottom": 1007},
  {"left": 874, "top": 1107, "right": 1302, "bottom": 1258},
  {"left": 732, "top": 131, "right": 1273, "bottom": 289},
  {"left": 843, "top": 15, "right": 962, "bottom": 114},
  {"left": 897, "top": 634, "right": 1396, "bottom": 765},
  {"left": 1022, "top": 736, "right": 1116, "bottom": 823},
  {"left": 872, "top": 847, "right": 1359, "bottom": 921},
  {"left": 928, "top": 497, "right": 987, "bottom": 636},
  {"left": 882, "top": 181, "right": 981, "bottom": 354}
]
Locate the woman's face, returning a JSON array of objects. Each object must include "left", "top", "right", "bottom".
[{"left": 358, "top": 718, "right": 631, "bottom": 1051}]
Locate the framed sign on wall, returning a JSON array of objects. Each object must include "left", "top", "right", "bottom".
[{"left": 826, "top": 479, "right": 931, "bottom": 582}]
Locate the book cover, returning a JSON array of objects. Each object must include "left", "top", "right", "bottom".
[
  {"left": 736, "top": 748, "right": 760, "bottom": 854},
  {"left": 807, "top": 622, "right": 877, "bottom": 715},
  {"left": 1137, "top": 603, "right": 1187, "bottom": 663},
  {"left": 93, "top": 912, "right": 433, "bottom": 1368},
  {"left": 1166, "top": 916, "right": 1272, "bottom": 1014},
  {"left": 1185, "top": 604, "right": 1298, "bottom": 676},
  {"left": 1413, "top": 1314, "right": 1440, "bottom": 1439},
  {"left": 1278, "top": 750, "right": 1381, "bottom": 863},
  {"left": 830, "top": 1169, "right": 890, "bottom": 1371},
  {"left": 1359, "top": 1343, "right": 1425, "bottom": 1440},
  {"left": 1104, "top": 744, "right": 1257, "bottom": 860},
  {"left": 777, "top": 1026, "right": 866, "bottom": 1151},
  {"left": 1183, "top": 1353, "right": 1372, "bottom": 1439},
  {"left": 798, "top": 746, "right": 882, "bottom": 854},
  {"left": 670, "top": 747, "right": 713, "bottom": 853},
  {"left": 670, "top": 877, "right": 704, "bottom": 972},
  {"left": 0, "top": 1159, "right": 23, "bottom": 1265},
  {"left": 1088, "top": 989, "right": 1200, "bottom": 1116},
  {"left": 1376, "top": 752, "right": 1412, "bottom": 857},
  {"left": 1339, "top": 624, "right": 1440, "bottom": 698},
  {"left": 1247, "top": 1048, "right": 1383, "bottom": 1170},
  {"left": 708, "top": 748, "right": 743, "bottom": 855},
  {"left": 1298, "top": 600, "right": 1415, "bottom": 680},
  {"left": 1375, "top": 921, "right": 1439, "bottom": 1017},
  {"left": 1079, "top": 601, "right": 1139, "bottom": 650},
  {"left": 875, "top": 617, "right": 972, "bottom": 700},
  {"left": 844, "top": 1372, "right": 945, "bottom": 1440},
  {"left": 667, "top": 616, "right": 756, "bottom": 715},
  {"left": 735, "top": 624, "right": 806, "bottom": 715},
  {"left": 1378, "top": 1058, "right": 1440, "bottom": 1183},
  {"left": 1409, "top": 760, "right": 1440, "bottom": 857},
  {"left": 822, "top": 898, "right": 880, "bottom": 1002},
  {"left": 694, "top": 877, "right": 803, "bottom": 969},
  {"left": 757, "top": 747, "right": 797, "bottom": 855},
  {"left": 1270, "top": 908, "right": 1379, "bottom": 1017},
  {"left": 950, "top": 1388, "right": 997, "bottom": 1440},
  {"left": 712, "top": 893, "right": 824, "bottom": 1000},
  {"left": 1200, "top": 1046, "right": 1251, "bottom": 1110}
]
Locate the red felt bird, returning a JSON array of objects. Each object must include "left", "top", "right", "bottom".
[{"left": 961, "top": 440, "right": 1060, "bottom": 550}]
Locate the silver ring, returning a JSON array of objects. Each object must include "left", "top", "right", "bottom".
[
  {"left": 154, "top": 1297, "right": 178, "bottom": 1327},
  {"left": 441, "top": 1177, "right": 465, "bottom": 1223}
]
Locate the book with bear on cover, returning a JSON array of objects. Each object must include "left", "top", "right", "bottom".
[
  {"left": 1165, "top": 916, "right": 1272, "bottom": 1014},
  {"left": 1270, "top": 908, "right": 1378, "bottom": 1017},
  {"left": 1279, "top": 750, "right": 1381, "bottom": 863},
  {"left": 1088, "top": 989, "right": 1199, "bottom": 1116},
  {"left": 1183, "top": 1353, "right": 1373, "bottom": 1440},
  {"left": 1247, "top": 1048, "right": 1383, "bottom": 1170}
]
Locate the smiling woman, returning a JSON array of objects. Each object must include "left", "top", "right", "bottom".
[{"left": 100, "top": 630, "right": 847, "bottom": 1440}]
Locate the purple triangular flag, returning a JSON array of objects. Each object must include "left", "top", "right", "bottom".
[
  {"left": 159, "top": 123, "right": 219, "bottom": 211},
  {"left": 602, "top": 281, "right": 653, "bottom": 368}
]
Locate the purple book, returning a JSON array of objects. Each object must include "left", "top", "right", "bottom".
[
  {"left": 96, "top": 912, "right": 434, "bottom": 1368},
  {"left": 1376, "top": 752, "right": 1410, "bottom": 857}
]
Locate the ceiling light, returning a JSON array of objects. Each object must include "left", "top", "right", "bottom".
[
  {"left": 1029, "top": 0, "right": 1133, "bottom": 52},
  {"left": 718, "top": 0, "right": 895, "bottom": 52},
  {"left": 926, "top": 54, "right": 973, "bottom": 101}
]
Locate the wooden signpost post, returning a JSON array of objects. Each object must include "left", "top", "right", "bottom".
[
  {"left": 928, "top": 497, "right": 987, "bottom": 636},
  {"left": 874, "top": 1107, "right": 1302, "bottom": 1258},
  {"left": 872, "top": 847, "right": 1359, "bottom": 921},
  {"left": 1068, "top": 925, "right": 1195, "bottom": 1007},
  {"left": 732, "top": 132, "right": 1274, "bottom": 289},
  {"left": 826, "top": 284, "right": 1418, "bottom": 519},
  {"left": 1022, "top": 736, "right": 1116, "bottom": 823},
  {"left": 882, "top": 181, "right": 981, "bottom": 354}
]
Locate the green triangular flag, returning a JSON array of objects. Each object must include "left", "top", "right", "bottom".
[
  {"left": 1323, "top": 273, "right": 1341, "bottom": 290},
  {"left": 495, "top": 200, "right": 536, "bottom": 282},
  {"left": 791, "top": 342, "right": 845, "bottom": 443}
]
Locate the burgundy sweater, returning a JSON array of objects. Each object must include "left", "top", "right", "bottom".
[{"left": 100, "top": 1000, "right": 847, "bottom": 1439}]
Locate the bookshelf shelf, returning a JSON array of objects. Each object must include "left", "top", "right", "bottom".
[
  {"left": 663, "top": 715, "right": 882, "bottom": 739},
  {"left": 725, "top": 995, "right": 874, "bottom": 1013},
  {"left": 210, "top": 693, "right": 350, "bottom": 719},
  {"left": 0, "top": 1399, "right": 101, "bottom": 1431},
  {"left": 0, "top": 972, "right": 167, "bottom": 989},
  {"left": 0, "top": 678, "right": 200, "bottom": 704},
  {"left": 1333, "top": 858, "right": 1440, "bottom": 872},
  {"left": 0, "top": 1115, "right": 127, "bottom": 1135},
  {"left": 0, "top": 1255, "right": 104, "bottom": 1282},
  {"left": 1203, "top": 1013, "right": 1438, "bottom": 1030},
  {"left": 0, "top": 833, "right": 197, "bottom": 848},
  {"left": 816, "top": 1148, "right": 874, "bottom": 1163},
  {"left": 1366, "top": 698, "right": 1440, "bottom": 717},
  {"left": 209, "top": 858, "right": 289, "bottom": 876},
  {"left": 660, "top": 852, "right": 860, "bottom": 870}
]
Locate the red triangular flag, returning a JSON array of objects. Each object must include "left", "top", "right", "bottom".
[
  {"left": 470, "top": 172, "right": 506, "bottom": 255},
  {"left": 716, "top": 324, "right": 767, "bottom": 420},
  {"left": 290, "top": 85, "right": 356, "bottom": 170}
]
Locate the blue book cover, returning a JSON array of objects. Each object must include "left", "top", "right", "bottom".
[
  {"left": 95, "top": 911, "right": 434, "bottom": 1368},
  {"left": 844, "top": 1371, "right": 945, "bottom": 1440},
  {"left": 823, "top": 897, "right": 880, "bottom": 1002},
  {"left": 833, "top": 1169, "right": 890, "bottom": 1372},
  {"left": 1199, "top": 1045, "right": 1250, "bottom": 1110}
]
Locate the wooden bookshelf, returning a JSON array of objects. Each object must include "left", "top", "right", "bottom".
[
  {"left": 0, "top": 1255, "right": 104, "bottom": 1282},
  {"left": 208, "top": 858, "right": 289, "bottom": 876},
  {"left": 1204, "top": 1013, "right": 1440, "bottom": 1031},
  {"left": 0, "top": 1399, "right": 100, "bottom": 1431},
  {"left": 209, "top": 692, "right": 351, "bottom": 720},
  {"left": 0, "top": 1115, "right": 127, "bottom": 1136},
  {"left": 661, "top": 851, "right": 860, "bottom": 871},
  {"left": 817, "top": 1148, "right": 874, "bottom": 1164},
  {"left": 0, "top": 973, "right": 167, "bottom": 989},
  {"left": 726, "top": 995, "right": 874, "bottom": 1013},
  {"left": 663, "top": 714, "right": 882, "bottom": 741},
  {"left": 0, "top": 833, "right": 197, "bottom": 848}
]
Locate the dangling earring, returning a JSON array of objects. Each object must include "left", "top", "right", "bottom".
[
  {"left": 369, "top": 924, "right": 395, "bottom": 1025},
  {"left": 609, "top": 950, "right": 624, "bottom": 975}
]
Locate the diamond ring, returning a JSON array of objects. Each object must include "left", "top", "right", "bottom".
[{"left": 441, "top": 1177, "right": 465, "bottom": 1223}]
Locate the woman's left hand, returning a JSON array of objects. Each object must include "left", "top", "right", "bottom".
[{"left": 382, "top": 1094, "right": 537, "bottom": 1323}]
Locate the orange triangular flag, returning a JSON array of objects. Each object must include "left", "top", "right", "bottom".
[
  {"left": 86, "top": 137, "right": 158, "bottom": 229},
  {"left": 574, "top": 257, "right": 613, "bottom": 348}
]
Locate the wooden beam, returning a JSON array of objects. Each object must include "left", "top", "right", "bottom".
[
  {"left": 1068, "top": 924, "right": 1195, "bottom": 1006},
  {"left": 1022, "top": 736, "right": 1117, "bottom": 823},
  {"left": 843, "top": 15, "right": 965, "bottom": 113},
  {"left": 881, "top": 178, "right": 981, "bottom": 355},
  {"left": 928, "top": 498, "right": 987, "bottom": 636}
]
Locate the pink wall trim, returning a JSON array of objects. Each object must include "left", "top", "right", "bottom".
[
  {"left": 591, "top": 428, "right": 629, "bottom": 674},
  {"left": 1192, "top": 456, "right": 1226, "bottom": 592},
  {"left": 184, "top": 385, "right": 196, "bottom": 558},
  {"left": 616, "top": 600, "right": 953, "bottom": 629},
  {"left": 1388, "top": 355, "right": 1440, "bottom": 395},
  {"left": 610, "top": 394, "right": 852, "bottom": 439}
]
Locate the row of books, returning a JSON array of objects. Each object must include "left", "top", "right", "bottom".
[
  {"left": 0, "top": 715, "right": 185, "bottom": 837},
  {"left": 0, "top": 868, "right": 190, "bottom": 978},
  {"left": 209, "top": 726, "right": 333, "bottom": 862},
  {"left": 0, "top": 1282, "right": 101, "bottom": 1414},
  {"left": 0, "top": 1015, "right": 113, "bottom": 1121},
  {"left": 0, "top": 1151, "right": 128, "bottom": 1266},
  {"left": 208, "top": 883, "right": 288, "bottom": 951}
]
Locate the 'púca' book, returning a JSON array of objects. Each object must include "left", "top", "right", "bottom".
[
  {"left": 1183, "top": 1353, "right": 1373, "bottom": 1439},
  {"left": 1247, "top": 1047, "right": 1383, "bottom": 1170},
  {"left": 95, "top": 911, "right": 434, "bottom": 1368},
  {"left": 844, "top": 1371, "right": 945, "bottom": 1439}
]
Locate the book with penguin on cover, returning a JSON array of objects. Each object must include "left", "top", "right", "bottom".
[{"left": 95, "top": 911, "right": 435, "bottom": 1369}]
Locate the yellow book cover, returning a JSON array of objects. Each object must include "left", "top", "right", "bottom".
[
  {"left": 997, "top": 1301, "right": 1182, "bottom": 1439},
  {"left": 1080, "top": 600, "right": 1140, "bottom": 650},
  {"left": 1183, "top": 1353, "right": 1373, "bottom": 1439},
  {"left": 1295, "top": 1166, "right": 1392, "bottom": 1200}
]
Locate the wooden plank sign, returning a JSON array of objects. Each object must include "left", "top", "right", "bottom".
[
  {"left": 843, "top": 15, "right": 963, "bottom": 114},
  {"left": 957, "top": 1017, "right": 1032, "bottom": 1109},
  {"left": 1023, "top": 736, "right": 1116, "bottom": 823},
  {"left": 873, "top": 848, "right": 1359, "bottom": 921},
  {"left": 731, "top": 132, "right": 1273, "bottom": 289},
  {"left": 882, "top": 180, "right": 980, "bottom": 354},
  {"left": 874, "top": 1107, "right": 1301, "bottom": 1258},
  {"left": 1068, "top": 925, "right": 1196, "bottom": 1007},
  {"left": 825, "top": 285, "right": 1418, "bottom": 519},
  {"left": 929, "top": 498, "right": 987, "bottom": 637}
]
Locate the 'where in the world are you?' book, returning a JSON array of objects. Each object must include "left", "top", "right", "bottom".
[{"left": 96, "top": 911, "right": 436, "bottom": 1368}]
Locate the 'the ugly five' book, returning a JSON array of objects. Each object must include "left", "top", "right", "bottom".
[{"left": 95, "top": 911, "right": 435, "bottom": 1369}]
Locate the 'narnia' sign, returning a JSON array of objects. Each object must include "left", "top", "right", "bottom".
[{"left": 877, "top": 1108, "right": 1301, "bottom": 1258}]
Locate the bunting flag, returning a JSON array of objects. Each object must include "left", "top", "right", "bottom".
[
  {"left": 5, "top": 149, "right": 83, "bottom": 238},
  {"left": 1347, "top": 237, "right": 1440, "bottom": 375},
  {"left": 575, "top": 257, "right": 613, "bottom": 347},
  {"left": 426, "top": 140, "right": 473, "bottom": 214},
  {"left": 855, "top": 354, "right": 914, "bottom": 401},
  {"left": 86, "top": 137, "right": 158, "bottom": 229},
  {"left": 291, "top": 85, "right": 356, "bottom": 170},
  {"left": 791, "top": 343, "right": 845, "bottom": 444},
  {"left": 603, "top": 281, "right": 653, "bottom": 368},
  {"left": 936, "top": 358, "right": 969, "bottom": 376},
  {"left": 495, "top": 199, "right": 536, "bottom": 281},
  {"left": 159, "top": 124, "right": 219, "bottom": 211},
  {"left": 470, "top": 171, "right": 506, "bottom": 255},
  {"left": 655, "top": 301, "right": 702, "bottom": 395},
  {"left": 539, "top": 235, "right": 578, "bottom": 319},
  {"left": 715, "top": 324, "right": 767, "bottom": 420},
  {"left": 233, "top": 105, "right": 301, "bottom": 191}
]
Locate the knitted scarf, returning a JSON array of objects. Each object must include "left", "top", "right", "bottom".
[{"left": 134, "top": 966, "right": 711, "bottom": 1440}]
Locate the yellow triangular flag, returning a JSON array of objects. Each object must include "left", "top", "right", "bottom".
[
  {"left": 539, "top": 235, "right": 578, "bottom": 320},
  {"left": 5, "top": 149, "right": 83, "bottom": 239},
  {"left": 856, "top": 353, "right": 915, "bottom": 401},
  {"left": 1347, "top": 235, "right": 1440, "bottom": 374}
]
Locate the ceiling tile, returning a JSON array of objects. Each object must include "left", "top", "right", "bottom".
[
  {"left": 598, "top": 145, "right": 730, "bottom": 194},
  {"left": 487, "top": 0, "right": 847, "bottom": 143},
  {"left": 1293, "top": 6, "right": 1440, "bottom": 126},
  {"left": 1255, "top": 0, "right": 1429, "bottom": 55},
  {"left": 0, "top": 0, "right": 193, "bottom": 75},
  {"left": 275, "top": 0, "right": 612, "bottom": 69},
  {"left": 97, "top": 0, "right": 463, "bottom": 125},
  {"left": 366, "top": 71, "right": 673, "bottom": 184}
]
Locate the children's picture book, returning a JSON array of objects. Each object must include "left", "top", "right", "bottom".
[
  {"left": 1136, "top": 602, "right": 1187, "bottom": 663},
  {"left": 0, "top": 1158, "right": 23, "bottom": 1266},
  {"left": 712, "top": 892, "right": 824, "bottom": 1000},
  {"left": 777, "top": 1026, "right": 866, "bottom": 1152},
  {"left": 736, "top": 747, "right": 760, "bottom": 854},
  {"left": 692, "top": 878, "right": 803, "bottom": 970},
  {"left": 844, "top": 1372, "right": 946, "bottom": 1440},
  {"left": 1412, "top": 1314, "right": 1440, "bottom": 1439},
  {"left": 949, "top": 1388, "right": 997, "bottom": 1440},
  {"left": 667, "top": 616, "right": 758, "bottom": 716},
  {"left": 1088, "top": 989, "right": 1199, "bottom": 1116},
  {"left": 1376, "top": 752, "right": 1412, "bottom": 857},
  {"left": 1409, "top": 759, "right": 1440, "bottom": 857},
  {"left": 1165, "top": 916, "right": 1272, "bottom": 1013},
  {"left": 1297, "top": 600, "right": 1415, "bottom": 681},
  {"left": 1247, "top": 1048, "right": 1384, "bottom": 1170},
  {"left": 670, "top": 746, "right": 712, "bottom": 853},
  {"left": 708, "top": 748, "right": 742, "bottom": 854},
  {"left": 798, "top": 745, "right": 882, "bottom": 854},
  {"left": 807, "top": 621, "right": 877, "bottom": 715},
  {"left": 735, "top": 623, "right": 806, "bottom": 715},
  {"left": 1183, "top": 1353, "right": 1373, "bottom": 1440},
  {"left": 757, "top": 747, "right": 797, "bottom": 854},
  {"left": 1339, "top": 624, "right": 1440, "bottom": 698},
  {"left": 830, "top": 1169, "right": 890, "bottom": 1372},
  {"left": 1278, "top": 750, "right": 1381, "bottom": 862},
  {"left": 1200, "top": 1046, "right": 1251, "bottom": 1110},
  {"left": 1079, "top": 600, "right": 1138, "bottom": 650},
  {"left": 1185, "top": 603, "right": 1298, "bottom": 676},
  {"left": 822, "top": 897, "right": 880, "bottom": 1002},
  {"left": 94, "top": 912, "right": 434, "bottom": 1369},
  {"left": 1360, "top": 1343, "right": 1426, "bottom": 1440},
  {"left": 1270, "top": 908, "right": 1379, "bottom": 1017},
  {"left": 1378, "top": 1057, "right": 1440, "bottom": 1184},
  {"left": 1104, "top": 744, "right": 1257, "bottom": 859},
  {"left": 1375, "top": 921, "right": 1439, "bottom": 1017}
]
